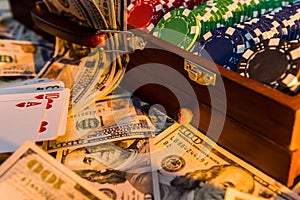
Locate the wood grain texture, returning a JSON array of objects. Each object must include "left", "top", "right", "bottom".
[
  {"left": 128, "top": 29, "right": 300, "bottom": 150},
  {"left": 125, "top": 61, "right": 299, "bottom": 186}
]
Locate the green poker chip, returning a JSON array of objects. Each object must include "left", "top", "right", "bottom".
[
  {"left": 150, "top": 0, "right": 298, "bottom": 52},
  {"left": 193, "top": 3, "right": 217, "bottom": 35},
  {"left": 152, "top": 8, "right": 200, "bottom": 50}
]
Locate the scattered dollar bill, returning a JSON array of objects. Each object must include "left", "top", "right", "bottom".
[
  {"left": 68, "top": 95, "right": 143, "bottom": 135},
  {"left": 42, "top": 90, "right": 155, "bottom": 152},
  {"left": 151, "top": 123, "right": 299, "bottom": 200},
  {"left": 68, "top": 42, "right": 131, "bottom": 113},
  {"left": 0, "top": 141, "right": 109, "bottom": 199},
  {"left": 133, "top": 99, "right": 177, "bottom": 136},
  {"left": 43, "top": 115, "right": 154, "bottom": 152},
  {"left": 0, "top": 39, "right": 53, "bottom": 76},
  {"left": 37, "top": 38, "right": 90, "bottom": 86},
  {"left": 54, "top": 137, "right": 158, "bottom": 200}
]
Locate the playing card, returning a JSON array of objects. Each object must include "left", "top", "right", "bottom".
[
  {"left": 34, "top": 88, "right": 71, "bottom": 141},
  {"left": 8, "top": 78, "right": 51, "bottom": 87},
  {"left": 0, "top": 75, "right": 71, "bottom": 143},
  {"left": 0, "top": 89, "right": 71, "bottom": 141},
  {"left": 57, "top": 88, "right": 70, "bottom": 136},
  {"left": 0, "top": 80, "right": 64, "bottom": 94},
  {"left": 0, "top": 97, "right": 47, "bottom": 153},
  {"left": 29, "top": 88, "right": 70, "bottom": 141}
]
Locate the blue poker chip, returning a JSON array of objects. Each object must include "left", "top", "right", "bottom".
[
  {"left": 285, "top": 6, "right": 300, "bottom": 37},
  {"left": 194, "top": 26, "right": 247, "bottom": 71},
  {"left": 234, "top": 21, "right": 265, "bottom": 47},
  {"left": 263, "top": 5, "right": 297, "bottom": 40},
  {"left": 282, "top": 5, "right": 300, "bottom": 40},
  {"left": 256, "top": 19, "right": 275, "bottom": 40},
  {"left": 259, "top": 15, "right": 282, "bottom": 39},
  {"left": 271, "top": 11, "right": 294, "bottom": 40}
]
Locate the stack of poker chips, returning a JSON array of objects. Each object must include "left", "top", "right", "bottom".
[
  {"left": 193, "top": 2, "right": 300, "bottom": 71},
  {"left": 127, "top": 0, "right": 206, "bottom": 33},
  {"left": 193, "top": 0, "right": 294, "bottom": 36},
  {"left": 237, "top": 38, "right": 300, "bottom": 94},
  {"left": 152, "top": 0, "right": 295, "bottom": 50}
]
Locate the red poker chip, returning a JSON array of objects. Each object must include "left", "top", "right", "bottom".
[
  {"left": 127, "top": 0, "right": 166, "bottom": 32},
  {"left": 193, "top": 0, "right": 203, "bottom": 8},
  {"left": 183, "top": 0, "right": 195, "bottom": 10},
  {"left": 162, "top": 0, "right": 185, "bottom": 12}
]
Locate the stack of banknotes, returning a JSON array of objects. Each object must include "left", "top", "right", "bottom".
[{"left": 0, "top": 0, "right": 300, "bottom": 199}]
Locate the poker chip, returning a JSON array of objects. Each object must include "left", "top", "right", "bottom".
[
  {"left": 128, "top": 0, "right": 300, "bottom": 94},
  {"left": 193, "top": 26, "right": 247, "bottom": 70},
  {"left": 143, "top": 0, "right": 300, "bottom": 52},
  {"left": 152, "top": 8, "right": 200, "bottom": 50},
  {"left": 237, "top": 38, "right": 300, "bottom": 91},
  {"left": 235, "top": 20, "right": 265, "bottom": 47},
  {"left": 190, "top": 1, "right": 300, "bottom": 73},
  {"left": 127, "top": 0, "right": 166, "bottom": 32},
  {"left": 163, "top": 0, "right": 185, "bottom": 12}
]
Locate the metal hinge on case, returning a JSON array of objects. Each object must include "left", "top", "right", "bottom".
[
  {"left": 101, "top": 30, "right": 146, "bottom": 53},
  {"left": 184, "top": 59, "right": 216, "bottom": 86}
]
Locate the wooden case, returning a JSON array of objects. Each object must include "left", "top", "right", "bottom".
[
  {"left": 11, "top": 0, "right": 300, "bottom": 187},
  {"left": 124, "top": 30, "right": 300, "bottom": 187}
]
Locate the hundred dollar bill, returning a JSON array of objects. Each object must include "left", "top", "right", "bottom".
[
  {"left": 43, "top": 115, "right": 154, "bottom": 153},
  {"left": 152, "top": 123, "right": 299, "bottom": 200},
  {"left": 42, "top": 0, "right": 107, "bottom": 30},
  {"left": 70, "top": 47, "right": 109, "bottom": 111},
  {"left": 43, "top": 0, "right": 126, "bottom": 30},
  {"left": 93, "top": 0, "right": 117, "bottom": 29},
  {"left": 69, "top": 96, "right": 141, "bottom": 130},
  {"left": 38, "top": 38, "right": 127, "bottom": 114},
  {"left": 70, "top": 48, "right": 126, "bottom": 113},
  {"left": 0, "top": 141, "right": 109, "bottom": 199},
  {"left": 54, "top": 137, "right": 158, "bottom": 200},
  {"left": 133, "top": 98, "right": 177, "bottom": 136},
  {"left": 112, "top": 0, "right": 127, "bottom": 30},
  {"left": 0, "top": 39, "right": 53, "bottom": 76},
  {"left": 225, "top": 188, "right": 269, "bottom": 200},
  {"left": 37, "top": 38, "right": 91, "bottom": 84},
  {"left": 53, "top": 93, "right": 145, "bottom": 140},
  {"left": 0, "top": 0, "right": 10, "bottom": 11},
  {"left": 93, "top": 0, "right": 127, "bottom": 30},
  {"left": 0, "top": 0, "right": 11, "bottom": 22}
]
